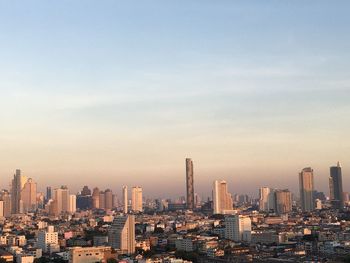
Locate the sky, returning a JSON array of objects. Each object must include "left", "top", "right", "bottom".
[{"left": 0, "top": 1, "right": 350, "bottom": 199}]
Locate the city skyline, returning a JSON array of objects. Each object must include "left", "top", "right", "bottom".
[
  {"left": 1, "top": 1, "right": 350, "bottom": 197},
  {"left": 0, "top": 161, "right": 346, "bottom": 199}
]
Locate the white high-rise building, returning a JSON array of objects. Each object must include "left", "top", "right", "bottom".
[
  {"left": 225, "top": 215, "right": 252, "bottom": 242},
  {"left": 131, "top": 187, "right": 142, "bottom": 212},
  {"left": 299, "top": 167, "right": 314, "bottom": 212},
  {"left": 69, "top": 195, "right": 77, "bottom": 213},
  {"left": 213, "top": 180, "right": 233, "bottom": 214},
  {"left": 122, "top": 186, "right": 128, "bottom": 214},
  {"left": 108, "top": 215, "right": 135, "bottom": 255},
  {"left": 37, "top": 226, "right": 59, "bottom": 253}
]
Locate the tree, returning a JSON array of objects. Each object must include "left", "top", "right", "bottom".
[
  {"left": 107, "top": 258, "right": 118, "bottom": 263},
  {"left": 0, "top": 259, "right": 8, "bottom": 263}
]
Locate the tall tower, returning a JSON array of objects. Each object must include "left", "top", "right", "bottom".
[
  {"left": 259, "top": 187, "right": 272, "bottom": 212},
  {"left": 11, "top": 169, "right": 27, "bottom": 214},
  {"left": 186, "top": 158, "right": 195, "bottom": 210},
  {"left": 92, "top": 187, "right": 100, "bottom": 209},
  {"left": 21, "top": 178, "right": 37, "bottom": 213},
  {"left": 275, "top": 189, "right": 292, "bottom": 215},
  {"left": 123, "top": 186, "right": 128, "bottom": 214},
  {"left": 329, "top": 162, "right": 344, "bottom": 209},
  {"left": 299, "top": 167, "right": 314, "bottom": 212},
  {"left": 108, "top": 214, "right": 135, "bottom": 255},
  {"left": 212, "top": 180, "right": 233, "bottom": 214},
  {"left": 131, "top": 187, "right": 143, "bottom": 212}
]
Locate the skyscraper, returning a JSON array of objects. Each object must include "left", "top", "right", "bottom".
[
  {"left": 123, "top": 186, "right": 128, "bottom": 214},
  {"left": 212, "top": 180, "right": 234, "bottom": 214},
  {"left": 131, "top": 187, "right": 142, "bottom": 212},
  {"left": 299, "top": 167, "right": 314, "bottom": 212},
  {"left": 69, "top": 194, "right": 77, "bottom": 213},
  {"left": 275, "top": 189, "right": 292, "bottom": 215},
  {"left": 108, "top": 214, "right": 135, "bottom": 255},
  {"left": 92, "top": 187, "right": 100, "bottom": 209},
  {"left": 104, "top": 189, "right": 113, "bottom": 210},
  {"left": 259, "top": 187, "right": 272, "bottom": 212},
  {"left": 329, "top": 162, "right": 344, "bottom": 209},
  {"left": 0, "top": 190, "right": 11, "bottom": 217},
  {"left": 21, "top": 178, "right": 37, "bottom": 213},
  {"left": 53, "top": 186, "right": 70, "bottom": 215},
  {"left": 46, "top": 186, "right": 52, "bottom": 201},
  {"left": 11, "top": 169, "right": 27, "bottom": 214},
  {"left": 185, "top": 158, "right": 195, "bottom": 210}
]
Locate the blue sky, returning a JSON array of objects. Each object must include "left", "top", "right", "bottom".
[{"left": 0, "top": 1, "right": 349, "bottom": 198}]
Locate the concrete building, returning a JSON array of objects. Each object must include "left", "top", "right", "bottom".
[
  {"left": 131, "top": 187, "right": 142, "bottom": 212},
  {"left": 185, "top": 158, "right": 195, "bottom": 210},
  {"left": 108, "top": 215, "right": 135, "bottom": 255},
  {"left": 123, "top": 186, "right": 128, "bottom": 213},
  {"left": 92, "top": 187, "right": 100, "bottom": 209},
  {"left": 21, "top": 178, "right": 37, "bottom": 213},
  {"left": 37, "top": 226, "right": 59, "bottom": 253},
  {"left": 225, "top": 215, "right": 252, "bottom": 242},
  {"left": 53, "top": 186, "right": 70, "bottom": 215},
  {"left": 213, "top": 180, "right": 233, "bottom": 214},
  {"left": 259, "top": 187, "right": 275, "bottom": 212},
  {"left": 69, "top": 195, "right": 76, "bottom": 213},
  {"left": 11, "top": 169, "right": 27, "bottom": 214},
  {"left": 275, "top": 189, "right": 292, "bottom": 214},
  {"left": 299, "top": 167, "right": 314, "bottom": 212},
  {"left": 68, "top": 246, "right": 115, "bottom": 263}
]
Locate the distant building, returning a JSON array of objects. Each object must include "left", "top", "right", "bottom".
[
  {"left": 259, "top": 187, "right": 274, "bottom": 212},
  {"left": 0, "top": 190, "right": 11, "bottom": 217},
  {"left": 131, "top": 187, "right": 142, "bottom": 212},
  {"left": 329, "top": 162, "right": 344, "bottom": 209},
  {"left": 69, "top": 195, "right": 76, "bottom": 213},
  {"left": 108, "top": 215, "right": 135, "bottom": 255},
  {"left": 11, "top": 169, "right": 27, "bottom": 214},
  {"left": 275, "top": 189, "right": 292, "bottom": 214},
  {"left": 52, "top": 186, "right": 70, "bottom": 215},
  {"left": 299, "top": 167, "right": 314, "bottom": 212},
  {"left": 213, "top": 180, "right": 233, "bottom": 214},
  {"left": 123, "top": 186, "right": 128, "bottom": 213},
  {"left": 92, "top": 187, "right": 100, "bottom": 209},
  {"left": 185, "top": 158, "right": 195, "bottom": 210},
  {"left": 22, "top": 178, "right": 37, "bottom": 213},
  {"left": 225, "top": 215, "right": 252, "bottom": 242}
]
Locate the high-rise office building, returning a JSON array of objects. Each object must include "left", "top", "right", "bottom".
[
  {"left": 0, "top": 190, "right": 11, "bottom": 217},
  {"left": 299, "top": 167, "right": 314, "bottom": 212},
  {"left": 259, "top": 187, "right": 273, "bottom": 212},
  {"left": 108, "top": 215, "right": 135, "bottom": 255},
  {"left": 46, "top": 187, "right": 52, "bottom": 202},
  {"left": 104, "top": 189, "right": 113, "bottom": 210},
  {"left": 99, "top": 191, "right": 106, "bottom": 210},
  {"left": 92, "top": 187, "right": 100, "bottom": 209},
  {"left": 21, "top": 178, "right": 37, "bottom": 213},
  {"left": 275, "top": 189, "right": 292, "bottom": 214},
  {"left": 53, "top": 186, "right": 70, "bottom": 215},
  {"left": 69, "top": 195, "right": 77, "bottom": 213},
  {"left": 225, "top": 215, "right": 252, "bottom": 242},
  {"left": 122, "top": 186, "right": 128, "bottom": 214},
  {"left": 213, "top": 180, "right": 234, "bottom": 214},
  {"left": 329, "top": 162, "right": 344, "bottom": 209},
  {"left": 11, "top": 169, "right": 27, "bottom": 214},
  {"left": 185, "top": 158, "right": 195, "bottom": 210},
  {"left": 131, "top": 187, "right": 142, "bottom": 212}
]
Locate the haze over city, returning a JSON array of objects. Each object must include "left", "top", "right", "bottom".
[{"left": 1, "top": 1, "right": 349, "bottom": 197}]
